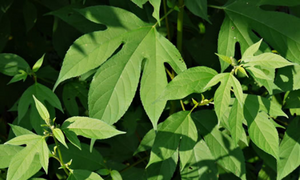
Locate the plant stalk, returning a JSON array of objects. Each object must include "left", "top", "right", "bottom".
[
  {"left": 53, "top": 136, "right": 69, "bottom": 176},
  {"left": 176, "top": 0, "right": 184, "bottom": 54}
]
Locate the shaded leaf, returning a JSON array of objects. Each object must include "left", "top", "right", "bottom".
[
  {"left": 228, "top": 98, "right": 245, "bottom": 145},
  {"left": 181, "top": 140, "right": 218, "bottom": 180},
  {"left": 244, "top": 96, "right": 279, "bottom": 160},
  {"left": 277, "top": 117, "right": 300, "bottom": 179},
  {"left": 185, "top": 0, "right": 210, "bottom": 22},
  {"left": 192, "top": 110, "right": 246, "bottom": 180},
  {"left": 0, "top": 53, "right": 30, "bottom": 76},
  {"left": 147, "top": 111, "right": 197, "bottom": 169},
  {"left": 147, "top": 151, "right": 178, "bottom": 180}
]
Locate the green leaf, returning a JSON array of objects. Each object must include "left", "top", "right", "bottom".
[
  {"left": 5, "top": 134, "right": 50, "bottom": 180},
  {"left": 53, "top": 128, "right": 68, "bottom": 148},
  {"left": 68, "top": 169, "right": 104, "bottom": 180},
  {"left": 181, "top": 140, "right": 218, "bottom": 180},
  {"left": 217, "top": 15, "right": 270, "bottom": 72},
  {"left": 215, "top": 53, "right": 232, "bottom": 65},
  {"left": 275, "top": 65, "right": 300, "bottom": 92},
  {"left": 257, "top": 0, "right": 300, "bottom": 6},
  {"left": 18, "top": 83, "right": 63, "bottom": 134},
  {"left": 61, "top": 116, "right": 125, "bottom": 140},
  {"left": 0, "top": 144, "right": 23, "bottom": 168},
  {"left": 205, "top": 73, "right": 244, "bottom": 123},
  {"left": 242, "top": 39, "right": 263, "bottom": 59},
  {"left": 111, "top": 170, "right": 122, "bottom": 180},
  {"left": 147, "top": 111, "right": 197, "bottom": 169},
  {"left": 23, "top": 0, "right": 37, "bottom": 32},
  {"left": 7, "top": 70, "right": 28, "bottom": 84},
  {"left": 131, "top": 0, "right": 161, "bottom": 25},
  {"left": 9, "top": 124, "right": 34, "bottom": 136},
  {"left": 32, "top": 54, "right": 44, "bottom": 73},
  {"left": 62, "top": 81, "right": 88, "bottom": 116},
  {"left": 0, "top": 53, "right": 30, "bottom": 76},
  {"left": 134, "top": 123, "right": 163, "bottom": 155},
  {"left": 32, "top": 95, "right": 50, "bottom": 125},
  {"left": 50, "top": 143, "right": 104, "bottom": 171},
  {"left": 277, "top": 117, "right": 300, "bottom": 180},
  {"left": 159, "top": 66, "right": 217, "bottom": 101},
  {"left": 228, "top": 98, "right": 245, "bottom": 145},
  {"left": 244, "top": 96, "right": 279, "bottom": 160},
  {"left": 47, "top": 5, "right": 105, "bottom": 34},
  {"left": 55, "top": 6, "right": 186, "bottom": 130},
  {"left": 63, "top": 129, "right": 81, "bottom": 150},
  {"left": 147, "top": 150, "right": 178, "bottom": 180},
  {"left": 223, "top": 0, "right": 300, "bottom": 64},
  {"left": 192, "top": 110, "right": 246, "bottom": 180},
  {"left": 243, "top": 53, "right": 294, "bottom": 69},
  {"left": 185, "top": 0, "right": 210, "bottom": 22}
]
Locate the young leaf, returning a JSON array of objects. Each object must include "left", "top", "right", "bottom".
[
  {"left": 61, "top": 116, "right": 125, "bottom": 140},
  {"left": 54, "top": 6, "right": 186, "bottom": 130},
  {"left": 159, "top": 66, "right": 217, "bottom": 101},
  {"left": 67, "top": 169, "right": 104, "bottom": 180},
  {"left": 204, "top": 73, "right": 244, "bottom": 123},
  {"left": 215, "top": 53, "right": 232, "bottom": 65},
  {"left": 53, "top": 128, "right": 68, "bottom": 148},
  {"left": 32, "top": 54, "right": 44, "bottom": 72},
  {"left": 242, "top": 39, "right": 263, "bottom": 59},
  {"left": 0, "top": 53, "right": 30, "bottom": 76},
  {"left": 180, "top": 140, "right": 218, "bottom": 180},
  {"left": 243, "top": 53, "right": 294, "bottom": 69},
  {"left": 147, "top": 111, "right": 197, "bottom": 169},
  {"left": 32, "top": 95, "right": 50, "bottom": 125},
  {"left": 277, "top": 117, "right": 300, "bottom": 180},
  {"left": 7, "top": 69, "right": 27, "bottom": 84},
  {"left": 192, "top": 110, "right": 246, "bottom": 180},
  {"left": 244, "top": 96, "right": 279, "bottom": 160},
  {"left": 110, "top": 170, "right": 122, "bottom": 180}
]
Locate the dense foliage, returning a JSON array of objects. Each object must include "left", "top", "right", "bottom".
[{"left": 1, "top": 0, "right": 300, "bottom": 179}]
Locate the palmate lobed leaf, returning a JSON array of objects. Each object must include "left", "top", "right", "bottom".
[
  {"left": 5, "top": 133, "right": 50, "bottom": 180},
  {"left": 222, "top": 0, "right": 300, "bottom": 66},
  {"left": 54, "top": 6, "right": 186, "bottom": 130},
  {"left": 204, "top": 73, "right": 244, "bottom": 124}
]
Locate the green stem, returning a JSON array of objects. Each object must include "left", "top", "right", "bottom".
[
  {"left": 207, "top": 4, "right": 224, "bottom": 9},
  {"left": 53, "top": 136, "right": 69, "bottom": 176},
  {"left": 120, "top": 156, "right": 149, "bottom": 173},
  {"left": 176, "top": 0, "right": 184, "bottom": 54},
  {"left": 163, "top": 0, "right": 171, "bottom": 40}
]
